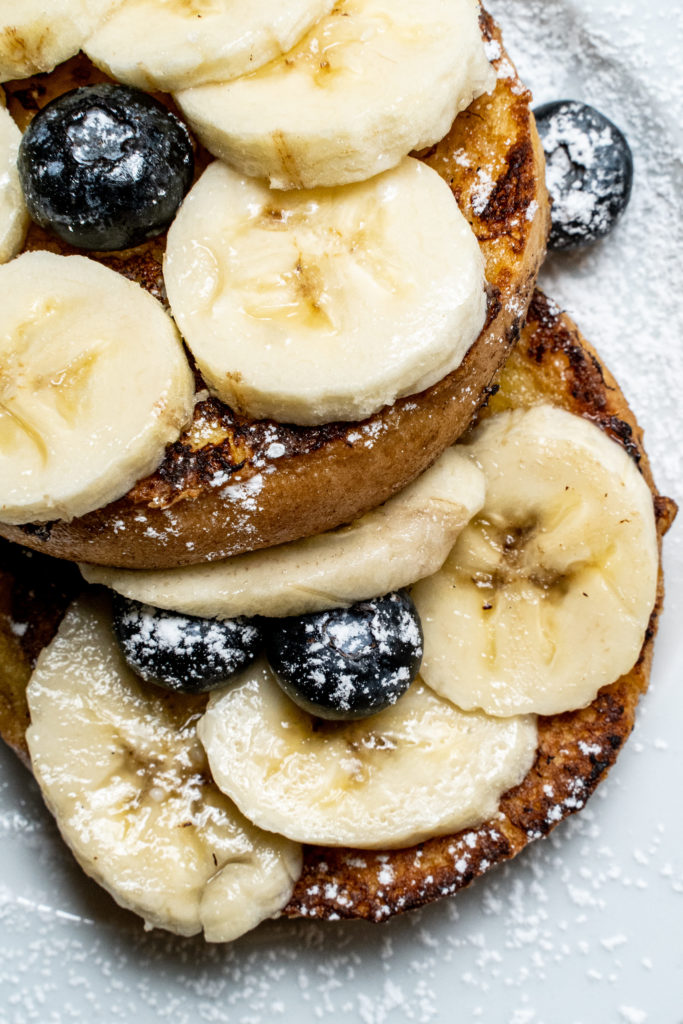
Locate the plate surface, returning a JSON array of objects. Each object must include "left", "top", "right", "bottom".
[{"left": 1, "top": 2, "right": 682, "bottom": 1021}]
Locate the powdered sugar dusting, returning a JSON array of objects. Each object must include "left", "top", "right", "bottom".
[
  {"left": 491, "top": 0, "right": 683, "bottom": 505},
  {"left": 539, "top": 103, "right": 630, "bottom": 244},
  {"left": 114, "top": 600, "right": 261, "bottom": 690},
  {"left": 271, "top": 593, "right": 422, "bottom": 714}
]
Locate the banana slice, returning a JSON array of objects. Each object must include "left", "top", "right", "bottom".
[
  {"left": 81, "top": 448, "right": 485, "bottom": 619},
  {"left": 175, "top": 0, "right": 495, "bottom": 189},
  {"left": 0, "top": 101, "right": 28, "bottom": 263},
  {"left": 85, "top": 0, "right": 336, "bottom": 92},
  {"left": 198, "top": 659, "right": 538, "bottom": 849},
  {"left": 26, "top": 595, "right": 302, "bottom": 941},
  {"left": 164, "top": 158, "right": 487, "bottom": 425},
  {"left": 0, "top": 251, "right": 194, "bottom": 525},
  {"left": 0, "top": 1, "right": 120, "bottom": 81},
  {"left": 413, "top": 405, "right": 659, "bottom": 717}
]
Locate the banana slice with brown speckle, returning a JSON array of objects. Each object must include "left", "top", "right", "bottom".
[
  {"left": 413, "top": 405, "right": 659, "bottom": 716},
  {"left": 26, "top": 595, "right": 302, "bottom": 941}
]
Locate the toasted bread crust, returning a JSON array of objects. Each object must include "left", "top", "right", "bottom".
[
  {"left": 0, "top": 292, "right": 676, "bottom": 926},
  {"left": 0, "top": 14, "right": 550, "bottom": 567}
]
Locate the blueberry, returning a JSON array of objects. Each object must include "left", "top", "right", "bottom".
[
  {"left": 112, "top": 596, "right": 263, "bottom": 694},
  {"left": 534, "top": 100, "right": 633, "bottom": 250},
  {"left": 18, "top": 84, "right": 194, "bottom": 251},
  {"left": 264, "top": 591, "right": 423, "bottom": 720}
]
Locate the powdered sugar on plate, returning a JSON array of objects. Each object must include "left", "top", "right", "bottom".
[
  {"left": 1, "top": 2, "right": 682, "bottom": 1022},
  {"left": 494, "top": 0, "right": 683, "bottom": 503}
]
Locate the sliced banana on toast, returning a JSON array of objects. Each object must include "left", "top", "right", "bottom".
[
  {"left": 164, "top": 158, "right": 487, "bottom": 425},
  {"left": 85, "top": 0, "right": 336, "bottom": 92},
  {"left": 26, "top": 595, "right": 302, "bottom": 941},
  {"left": 175, "top": 0, "right": 495, "bottom": 189},
  {"left": 413, "top": 405, "right": 659, "bottom": 717},
  {"left": 0, "top": 251, "right": 195, "bottom": 525},
  {"left": 81, "top": 448, "right": 485, "bottom": 619},
  {"left": 0, "top": 100, "right": 28, "bottom": 262},
  {"left": 198, "top": 659, "right": 538, "bottom": 850},
  {"left": 0, "top": 0, "right": 120, "bottom": 81}
]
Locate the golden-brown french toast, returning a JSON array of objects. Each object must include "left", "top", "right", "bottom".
[
  {"left": 286, "top": 290, "right": 677, "bottom": 919},
  {"left": 0, "top": 11, "right": 550, "bottom": 568},
  {"left": 0, "top": 291, "right": 675, "bottom": 927}
]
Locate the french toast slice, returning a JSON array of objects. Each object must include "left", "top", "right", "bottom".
[
  {"left": 283, "top": 291, "right": 676, "bottom": 920},
  {"left": 0, "top": 291, "right": 675, "bottom": 927},
  {"left": 0, "top": 11, "right": 549, "bottom": 568}
]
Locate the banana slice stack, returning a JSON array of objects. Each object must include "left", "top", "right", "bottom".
[
  {"left": 158, "top": 0, "right": 493, "bottom": 424},
  {"left": 0, "top": 0, "right": 662, "bottom": 946}
]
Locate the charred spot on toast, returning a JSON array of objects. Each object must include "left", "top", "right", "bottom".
[
  {"left": 425, "top": 106, "right": 538, "bottom": 256},
  {"left": 655, "top": 494, "right": 678, "bottom": 531},
  {"left": 500, "top": 688, "right": 633, "bottom": 840},
  {"left": 486, "top": 290, "right": 658, "bottom": 469},
  {"left": 475, "top": 138, "right": 536, "bottom": 248},
  {"left": 478, "top": 6, "right": 496, "bottom": 46},
  {"left": 526, "top": 293, "right": 645, "bottom": 462},
  {"left": 0, "top": 541, "right": 79, "bottom": 665},
  {"left": 598, "top": 416, "right": 641, "bottom": 463},
  {"left": 4, "top": 82, "right": 44, "bottom": 116},
  {"left": 424, "top": 14, "right": 539, "bottom": 264},
  {"left": 483, "top": 282, "right": 503, "bottom": 329},
  {"left": 18, "top": 520, "right": 55, "bottom": 542},
  {"left": 127, "top": 396, "right": 353, "bottom": 510}
]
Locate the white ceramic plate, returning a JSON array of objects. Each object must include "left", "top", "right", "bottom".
[{"left": 1, "top": 3, "right": 681, "bottom": 1021}]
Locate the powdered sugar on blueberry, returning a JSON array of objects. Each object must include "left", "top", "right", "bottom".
[
  {"left": 535, "top": 99, "right": 633, "bottom": 249},
  {"left": 264, "top": 591, "right": 423, "bottom": 720},
  {"left": 112, "top": 596, "right": 262, "bottom": 694}
]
